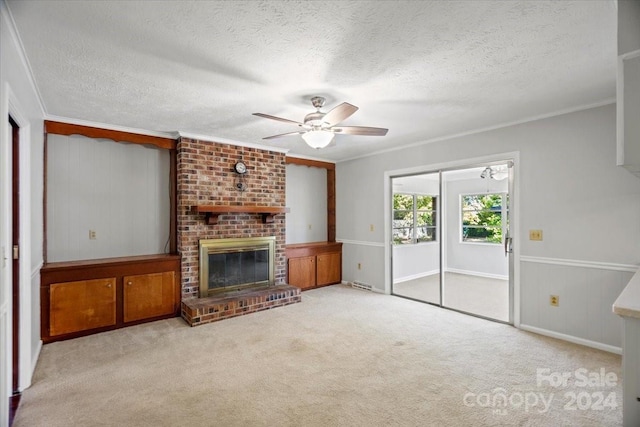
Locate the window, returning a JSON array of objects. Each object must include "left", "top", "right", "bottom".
[
  {"left": 393, "top": 193, "right": 437, "bottom": 244},
  {"left": 461, "top": 193, "right": 506, "bottom": 244}
]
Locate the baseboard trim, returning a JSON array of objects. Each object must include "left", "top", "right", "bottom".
[
  {"left": 519, "top": 324, "right": 622, "bottom": 355},
  {"left": 445, "top": 268, "right": 508, "bottom": 281},
  {"left": 24, "top": 339, "right": 42, "bottom": 391},
  {"left": 394, "top": 270, "right": 439, "bottom": 283}
]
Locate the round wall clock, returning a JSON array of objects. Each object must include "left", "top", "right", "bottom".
[{"left": 234, "top": 161, "right": 247, "bottom": 174}]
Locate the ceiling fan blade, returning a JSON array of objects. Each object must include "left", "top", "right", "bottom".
[
  {"left": 332, "top": 126, "right": 388, "bottom": 136},
  {"left": 253, "top": 113, "right": 304, "bottom": 126},
  {"left": 262, "top": 131, "right": 305, "bottom": 140},
  {"left": 322, "top": 102, "right": 358, "bottom": 126}
]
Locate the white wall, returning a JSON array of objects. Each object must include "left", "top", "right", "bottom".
[
  {"left": 47, "top": 134, "right": 171, "bottom": 262},
  {"left": 0, "top": 1, "right": 45, "bottom": 423},
  {"left": 337, "top": 104, "right": 640, "bottom": 350},
  {"left": 392, "top": 243, "right": 439, "bottom": 282},
  {"left": 285, "top": 163, "right": 327, "bottom": 244}
]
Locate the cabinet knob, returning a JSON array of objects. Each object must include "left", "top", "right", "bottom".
[
  {"left": 127, "top": 281, "right": 132, "bottom": 286},
  {"left": 106, "top": 283, "right": 112, "bottom": 288}
]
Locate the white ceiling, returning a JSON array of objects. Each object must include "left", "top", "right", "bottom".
[{"left": 6, "top": 0, "right": 617, "bottom": 162}]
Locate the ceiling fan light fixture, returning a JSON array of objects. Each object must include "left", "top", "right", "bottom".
[
  {"left": 301, "top": 130, "right": 334, "bottom": 149},
  {"left": 492, "top": 170, "right": 508, "bottom": 181}
]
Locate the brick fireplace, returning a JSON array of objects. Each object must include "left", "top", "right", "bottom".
[{"left": 177, "top": 137, "right": 300, "bottom": 326}]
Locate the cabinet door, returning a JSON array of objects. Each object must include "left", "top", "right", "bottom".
[
  {"left": 316, "top": 252, "right": 341, "bottom": 286},
  {"left": 49, "top": 278, "right": 116, "bottom": 336},
  {"left": 123, "top": 271, "right": 176, "bottom": 323},
  {"left": 288, "top": 256, "right": 316, "bottom": 290}
]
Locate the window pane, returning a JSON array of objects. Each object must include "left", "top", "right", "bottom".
[
  {"left": 462, "top": 211, "right": 502, "bottom": 226},
  {"left": 394, "top": 209, "right": 413, "bottom": 221},
  {"left": 416, "top": 226, "right": 436, "bottom": 242},
  {"left": 417, "top": 211, "right": 435, "bottom": 226},
  {"left": 394, "top": 194, "right": 414, "bottom": 210},
  {"left": 462, "top": 226, "right": 502, "bottom": 243},
  {"left": 393, "top": 227, "right": 413, "bottom": 244},
  {"left": 416, "top": 195, "right": 434, "bottom": 210},
  {"left": 461, "top": 193, "right": 503, "bottom": 244},
  {"left": 393, "top": 193, "right": 437, "bottom": 245}
]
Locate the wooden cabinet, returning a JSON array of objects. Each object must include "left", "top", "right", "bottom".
[
  {"left": 286, "top": 242, "right": 342, "bottom": 290},
  {"left": 124, "top": 271, "right": 176, "bottom": 322},
  {"left": 316, "top": 252, "right": 341, "bottom": 286},
  {"left": 50, "top": 278, "right": 116, "bottom": 336},
  {"left": 288, "top": 256, "right": 316, "bottom": 290},
  {"left": 41, "top": 254, "right": 180, "bottom": 343}
]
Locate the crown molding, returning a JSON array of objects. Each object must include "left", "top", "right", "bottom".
[
  {"left": 339, "top": 98, "right": 617, "bottom": 163},
  {"left": 178, "top": 131, "right": 290, "bottom": 154},
  {"left": 1, "top": 0, "right": 47, "bottom": 117}
]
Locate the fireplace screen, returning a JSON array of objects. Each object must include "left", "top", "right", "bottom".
[{"left": 199, "top": 237, "right": 275, "bottom": 297}]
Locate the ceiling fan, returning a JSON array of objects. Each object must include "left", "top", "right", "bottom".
[{"left": 253, "top": 96, "right": 388, "bottom": 149}]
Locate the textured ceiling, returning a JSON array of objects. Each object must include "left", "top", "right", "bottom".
[{"left": 6, "top": 0, "right": 617, "bottom": 161}]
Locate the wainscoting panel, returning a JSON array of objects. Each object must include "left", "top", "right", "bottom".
[{"left": 520, "top": 257, "right": 636, "bottom": 348}]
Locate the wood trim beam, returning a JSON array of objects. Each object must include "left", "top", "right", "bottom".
[
  {"left": 327, "top": 168, "right": 336, "bottom": 242},
  {"left": 286, "top": 156, "right": 335, "bottom": 170},
  {"left": 44, "top": 120, "right": 177, "bottom": 150},
  {"left": 169, "top": 150, "right": 177, "bottom": 253}
]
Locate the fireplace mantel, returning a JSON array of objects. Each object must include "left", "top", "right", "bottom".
[{"left": 193, "top": 205, "right": 289, "bottom": 225}]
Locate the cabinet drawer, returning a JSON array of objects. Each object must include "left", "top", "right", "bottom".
[{"left": 49, "top": 278, "right": 116, "bottom": 336}]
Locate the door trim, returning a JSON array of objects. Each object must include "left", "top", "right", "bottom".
[
  {"left": 4, "top": 84, "right": 36, "bottom": 396},
  {"left": 384, "top": 151, "right": 521, "bottom": 326},
  {"left": 10, "top": 115, "right": 19, "bottom": 399}
]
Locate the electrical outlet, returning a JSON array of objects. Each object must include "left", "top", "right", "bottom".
[
  {"left": 529, "top": 229, "right": 543, "bottom": 241},
  {"left": 550, "top": 295, "right": 559, "bottom": 307},
  {"left": 308, "top": 224, "right": 312, "bottom": 230},
  {"left": 357, "top": 263, "right": 361, "bottom": 270},
  {"left": 369, "top": 224, "right": 374, "bottom": 232},
  {"left": 89, "top": 230, "right": 97, "bottom": 240}
]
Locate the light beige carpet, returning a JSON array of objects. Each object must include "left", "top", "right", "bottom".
[
  {"left": 393, "top": 272, "right": 509, "bottom": 322},
  {"left": 14, "top": 285, "right": 621, "bottom": 426}
]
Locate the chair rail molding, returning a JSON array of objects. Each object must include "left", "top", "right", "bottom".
[
  {"left": 337, "top": 239, "right": 385, "bottom": 247},
  {"left": 520, "top": 255, "right": 638, "bottom": 273}
]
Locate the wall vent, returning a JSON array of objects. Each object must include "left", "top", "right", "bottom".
[{"left": 351, "top": 281, "right": 372, "bottom": 291}]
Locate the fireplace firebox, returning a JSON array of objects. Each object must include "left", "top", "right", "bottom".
[{"left": 199, "top": 237, "right": 275, "bottom": 297}]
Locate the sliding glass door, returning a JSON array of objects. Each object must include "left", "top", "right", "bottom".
[
  {"left": 391, "top": 162, "right": 513, "bottom": 324},
  {"left": 391, "top": 172, "right": 440, "bottom": 304}
]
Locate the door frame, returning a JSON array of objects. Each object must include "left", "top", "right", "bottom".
[
  {"left": 384, "top": 151, "right": 521, "bottom": 327},
  {"left": 1, "top": 83, "right": 35, "bottom": 414},
  {"left": 10, "top": 115, "right": 20, "bottom": 401}
]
